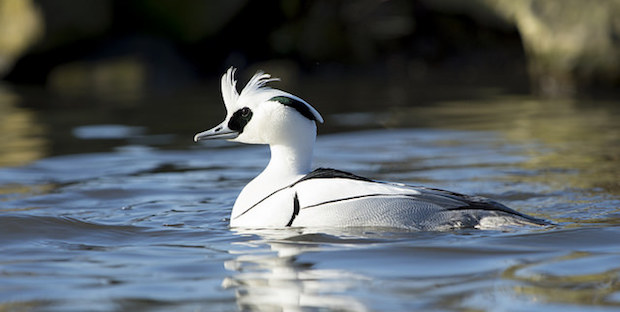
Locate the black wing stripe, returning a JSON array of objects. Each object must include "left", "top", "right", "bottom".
[
  {"left": 302, "top": 194, "right": 419, "bottom": 209},
  {"left": 293, "top": 168, "right": 373, "bottom": 185}
]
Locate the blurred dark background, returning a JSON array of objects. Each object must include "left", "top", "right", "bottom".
[
  {"left": 3, "top": 0, "right": 620, "bottom": 99},
  {"left": 1, "top": 0, "right": 619, "bottom": 188}
]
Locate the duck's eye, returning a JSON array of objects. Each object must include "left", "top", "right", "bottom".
[
  {"left": 228, "top": 107, "right": 253, "bottom": 132},
  {"left": 241, "top": 107, "right": 251, "bottom": 117}
]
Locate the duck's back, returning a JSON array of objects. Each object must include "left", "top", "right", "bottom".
[{"left": 232, "top": 168, "right": 549, "bottom": 230}]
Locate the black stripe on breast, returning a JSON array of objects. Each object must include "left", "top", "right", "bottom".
[
  {"left": 233, "top": 168, "right": 373, "bottom": 220},
  {"left": 286, "top": 192, "right": 300, "bottom": 227},
  {"left": 231, "top": 184, "right": 291, "bottom": 220}
]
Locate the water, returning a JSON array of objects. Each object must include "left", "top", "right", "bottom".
[{"left": 1, "top": 80, "right": 620, "bottom": 311}]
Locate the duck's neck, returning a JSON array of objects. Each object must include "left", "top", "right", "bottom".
[
  {"left": 264, "top": 142, "right": 314, "bottom": 179},
  {"left": 232, "top": 122, "right": 317, "bottom": 215},
  {"left": 246, "top": 128, "right": 316, "bottom": 198},
  {"left": 231, "top": 124, "right": 317, "bottom": 221},
  {"left": 259, "top": 122, "right": 317, "bottom": 183}
]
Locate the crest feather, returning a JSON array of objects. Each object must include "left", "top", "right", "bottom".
[
  {"left": 221, "top": 67, "right": 239, "bottom": 109},
  {"left": 240, "top": 70, "right": 280, "bottom": 98}
]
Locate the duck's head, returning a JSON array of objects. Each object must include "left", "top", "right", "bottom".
[{"left": 194, "top": 67, "right": 324, "bottom": 145}]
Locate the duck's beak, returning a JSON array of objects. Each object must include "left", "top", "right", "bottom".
[{"left": 194, "top": 121, "right": 239, "bottom": 142}]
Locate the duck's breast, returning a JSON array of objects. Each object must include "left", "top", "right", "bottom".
[{"left": 230, "top": 186, "right": 297, "bottom": 227}]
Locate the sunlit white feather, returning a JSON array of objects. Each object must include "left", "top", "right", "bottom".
[{"left": 195, "top": 67, "right": 549, "bottom": 230}]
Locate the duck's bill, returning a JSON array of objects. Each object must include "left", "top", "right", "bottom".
[{"left": 194, "top": 124, "right": 239, "bottom": 142}]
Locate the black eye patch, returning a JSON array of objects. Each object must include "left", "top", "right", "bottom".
[
  {"left": 269, "top": 96, "right": 319, "bottom": 122},
  {"left": 228, "top": 107, "right": 253, "bottom": 133}
]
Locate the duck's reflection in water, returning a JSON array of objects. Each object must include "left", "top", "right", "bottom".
[{"left": 222, "top": 228, "right": 371, "bottom": 312}]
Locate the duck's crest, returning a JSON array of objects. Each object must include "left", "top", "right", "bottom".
[
  {"left": 221, "top": 67, "right": 279, "bottom": 110},
  {"left": 220, "top": 67, "right": 324, "bottom": 123}
]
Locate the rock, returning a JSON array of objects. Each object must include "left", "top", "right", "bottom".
[
  {"left": 0, "top": 0, "right": 43, "bottom": 78},
  {"left": 484, "top": 0, "right": 620, "bottom": 96}
]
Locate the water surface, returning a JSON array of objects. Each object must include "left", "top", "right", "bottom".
[{"left": 1, "top": 82, "right": 619, "bottom": 311}]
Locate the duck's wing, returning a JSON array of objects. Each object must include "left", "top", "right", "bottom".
[
  {"left": 292, "top": 168, "right": 423, "bottom": 208},
  {"left": 290, "top": 168, "right": 549, "bottom": 229},
  {"left": 411, "top": 187, "right": 550, "bottom": 226}
]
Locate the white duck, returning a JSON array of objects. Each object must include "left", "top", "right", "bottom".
[{"left": 194, "top": 67, "right": 548, "bottom": 230}]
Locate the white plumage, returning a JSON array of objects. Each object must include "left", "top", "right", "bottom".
[{"left": 194, "top": 67, "right": 548, "bottom": 230}]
